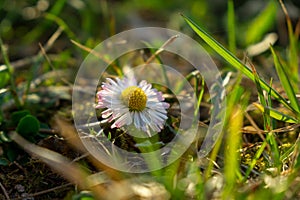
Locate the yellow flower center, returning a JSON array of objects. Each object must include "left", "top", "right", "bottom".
[{"left": 121, "top": 86, "right": 147, "bottom": 111}]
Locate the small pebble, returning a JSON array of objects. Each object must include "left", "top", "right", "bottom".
[
  {"left": 15, "top": 184, "right": 25, "bottom": 193},
  {"left": 21, "top": 193, "right": 34, "bottom": 200}
]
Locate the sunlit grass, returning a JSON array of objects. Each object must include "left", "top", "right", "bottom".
[{"left": 1, "top": 0, "right": 300, "bottom": 199}]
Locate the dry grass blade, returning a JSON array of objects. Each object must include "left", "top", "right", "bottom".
[
  {"left": 38, "top": 43, "right": 72, "bottom": 86},
  {"left": 9, "top": 132, "right": 89, "bottom": 189},
  {"left": 8, "top": 131, "right": 121, "bottom": 199},
  {"left": 51, "top": 115, "right": 122, "bottom": 181},
  {"left": 145, "top": 34, "right": 179, "bottom": 64},
  {"left": 70, "top": 39, "right": 122, "bottom": 76},
  {"left": 271, "top": 123, "right": 300, "bottom": 133},
  {"left": 70, "top": 39, "right": 112, "bottom": 65},
  {"left": 42, "top": 27, "right": 64, "bottom": 52},
  {"left": 8, "top": 130, "right": 146, "bottom": 200},
  {"left": 242, "top": 124, "right": 300, "bottom": 134},
  {"left": 8, "top": 27, "right": 63, "bottom": 70}
]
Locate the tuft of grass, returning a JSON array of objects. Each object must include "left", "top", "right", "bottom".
[
  {"left": 181, "top": 13, "right": 299, "bottom": 117},
  {"left": 181, "top": 3, "right": 300, "bottom": 198},
  {"left": 249, "top": 60, "right": 280, "bottom": 169}
]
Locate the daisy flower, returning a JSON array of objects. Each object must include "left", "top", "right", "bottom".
[{"left": 96, "top": 76, "right": 170, "bottom": 133}]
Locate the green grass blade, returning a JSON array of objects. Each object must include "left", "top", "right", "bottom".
[
  {"left": 223, "top": 106, "right": 243, "bottom": 198},
  {"left": 227, "top": 0, "right": 236, "bottom": 54},
  {"left": 243, "top": 139, "right": 267, "bottom": 181},
  {"left": 181, "top": 14, "right": 297, "bottom": 115},
  {"left": 279, "top": 0, "right": 299, "bottom": 92},
  {"left": 181, "top": 14, "right": 253, "bottom": 78},
  {"left": 249, "top": 62, "right": 268, "bottom": 108},
  {"left": 250, "top": 62, "right": 280, "bottom": 167},
  {"left": 205, "top": 78, "right": 243, "bottom": 180},
  {"left": 194, "top": 75, "right": 205, "bottom": 119},
  {"left": 253, "top": 103, "right": 299, "bottom": 123},
  {"left": 44, "top": 13, "right": 76, "bottom": 40},
  {"left": 266, "top": 79, "right": 280, "bottom": 168},
  {"left": 23, "top": 0, "right": 67, "bottom": 43},
  {"left": 270, "top": 46, "right": 300, "bottom": 114},
  {"left": 0, "top": 37, "right": 22, "bottom": 108},
  {"left": 245, "top": 1, "right": 277, "bottom": 45}
]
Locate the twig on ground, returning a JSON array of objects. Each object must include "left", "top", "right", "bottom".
[
  {"left": 7, "top": 27, "right": 63, "bottom": 70},
  {"left": 11, "top": 183, "right": 73, "bottom": 200},
  {"left": 0, "top": 181, "right": 10, "bottom": 200}
]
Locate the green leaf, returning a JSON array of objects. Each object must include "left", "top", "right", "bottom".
[
  {"left": 270, "top": 46, "right": 300, "bottom": 114},
  {"left": 6, "top": 147, "right": 18, "bottom": 162},
  {"left": 0, "top": 157, "right": 9, "bottom": 166},
  {"left": 253, "top": 103, "right": 298, "bottom": 123},
  {"left": 11, "top": 110, "right": 30, "bottom": 126},
  {"left": 181, "top": 14, "right": 296, "bottom": 114},
  {"left": 16, "top": 115, "right": 40, "bottom": 137}
]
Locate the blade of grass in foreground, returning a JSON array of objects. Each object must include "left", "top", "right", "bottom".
[
  {"left": 253, "top": 103, "right": 298, "bottom": 123},
  {"left": 270, "top": 46, "right": 300, "bottom": 114},
  {"left": 180, "top": 14, "right": 298, "bottom": 116},
  {"left": 205, "top": 78, "right": 244, "bottom": 180},
  {"left": 223, "top": 105, "right": 244, "bottom": 199}
]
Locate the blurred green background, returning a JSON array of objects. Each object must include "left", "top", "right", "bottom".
[{"left": 1, "top": 0, "right": 299, "bottom": 62}]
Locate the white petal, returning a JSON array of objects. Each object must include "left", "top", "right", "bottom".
[
  {"left": 112, "top": 107, "right": 129, "bottom": 119},
  {"left": 101, "top": 115, "right": 114, "bottom": 123},
  {"left": 133, "top": 112, "right": 142, "bottom": 129},
  {"left": 101, "top": 108, "right": 113, "bottom": 118},
  {"left": 139, "top": 110, "right": 151, "bottom": 124},
  {"left": 148, "top": 109, "right": 167, "bottom": 123},
  {"left": 107, "top": 78, "right": 118, "bottom": 87},
  {"left": 112, "top": 112, "right": 131, "bottom": 128}
]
